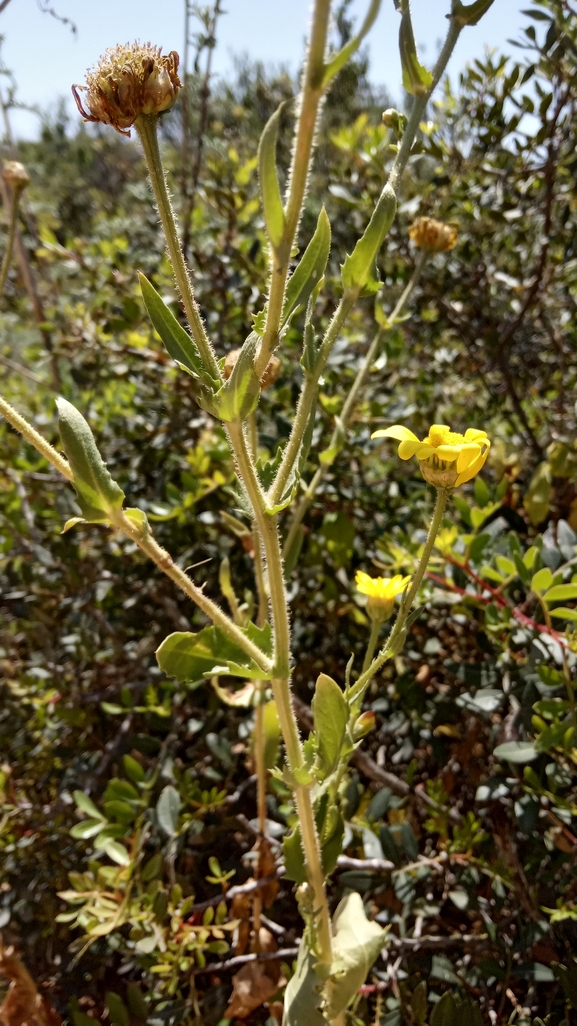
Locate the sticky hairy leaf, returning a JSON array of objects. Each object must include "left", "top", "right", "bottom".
[
  {"left": 341, "top": 184, "right": 396, "bottom": 295},
  {"left": 452, "top": 0, "right": 497, "bottom": 26},
  {"left": 312, "top": 673, "right": 348, "bottom": 776},
  {"left": 138, "top": 272, "right": 211, "bottom": 382},
  {"left": 282, "top": 937, "right": 326, "bottom": 1026},
  {"left": 325, "top": 892, "right": 386, "bottom": 1018},
  {"left": 398, "top": 0, "right": 433, "bottom": 96},
  {"left": 57, "top": 398, "right": 124, "bottom": 523},
  {"left": 258, "top": 104, "right": 285, "bottom": 249},
  {"left": 156, "top": 622, "right": 272, "bottom": 682},
  {"left": 282, "top": 207, "right": 331, "bottom": 326},
  {"left": 322, "top": 0, "right": 382, "bottom": 86},
  {"left": 213, "top": 332, "right": 261, "bottom": 422}
]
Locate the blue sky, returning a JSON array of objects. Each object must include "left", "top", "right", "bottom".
[{"left": 2, "top": 0, "right": 526, "bottom": 139}]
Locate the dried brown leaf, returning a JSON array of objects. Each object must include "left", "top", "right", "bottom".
[
  {"left": 224, "top": 929, "right": 283, "bottom": 1020},
  {"left": 256, "top": 837, "right": 279, "bottom": 910},
  {"left": 0, "top": 941, "right": 62, "bottom": 1026}
]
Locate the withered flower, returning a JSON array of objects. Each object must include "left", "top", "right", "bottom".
[
  {"left": 409, "top": 216, "right": 457, "bottom": 254},
  {"left": 3, "top": 161, "right": 30, "bottom": 193},
  {"left": 72, "top": 42, "right": 181, "bottom": 136}
]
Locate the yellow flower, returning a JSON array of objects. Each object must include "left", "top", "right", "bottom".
[
  {"left": 355, "top": 571, "right": 411, "bottom": 621},
  {"left": 409, "top": 216, "right": 457, "bottom": 253},
  {"left": 373, "top": 423, "right": 490, "bottom": 489},
  {"left": 72, "top": 43, "right": 181, "bottom": 136}
]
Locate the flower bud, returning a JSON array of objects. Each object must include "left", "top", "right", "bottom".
[
  {"left": 419, "top": 459, "right": 459, "bottom": 489},
  {"left": 3, "top": 161, "right": 30, "bottom": 193},
  {"left": 72, "top": 43, "right": 181, "bottom": 136},
  {"left": 409, "top": 216, "right": 457, "bottom": 254},
  {"left": 352, "top": 710, "right": 376, "bottom": 741}
]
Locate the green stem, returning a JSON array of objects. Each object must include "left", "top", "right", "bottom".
[
  {"left": 0, "top": 394, "right": 73, "bottom": 481},
  {"left": 282, "top": 252, "right": 427, "bottom": 557},
  {"left": 227, "top": 418, "right": 333, "bottom": 967},
  {"left": 349, "top": 488, "right": 449, "bottom": 703},
  {"left": 362, "top": 619, "right": 382, "bottom": 674},
  {"left": 255, "top": 0, "right": 331, "bottom": 379},
  {"left": 269, "top": 297, "right": 353, "bottom": 507},
  {"left": 0, "top": 184, "right": 22, "bottom": 299},
  {"left": 135, "top": 113, "right": 221, "bottom": 382},
  {"left": 111, "top": 509, "right": 272, "bottom": 676}
]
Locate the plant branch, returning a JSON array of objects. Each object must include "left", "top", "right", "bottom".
[
  {"left": 135, "top": 113, "right": 221, "bottom": 381},
  {"left": 282, "top": 252, "right": 427, "bottom": 555},
  {"left": 0, "top": 394, "right": 73, "bottom": 481}
]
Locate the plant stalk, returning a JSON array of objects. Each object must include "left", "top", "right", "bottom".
[
  {"left": 350, "top": 487, "right": 449, "bottom": 702},
  {"left": 255, "top": 0, "right": 332, "bottom": 379},
  {"left": 282, "top": 251, "right": 427, "bottom": 556},
  {"left": 0, "top": 394, "right": 73, "bottom": 481},
  {"left": 0, "top": 182, "right": 22, "bottom": 298},
  {"left": 227, "top": 418, "right": 333, "bottom": 967},
  {"left": 135, "top": 113, "right": 221, "bottom": 382}
]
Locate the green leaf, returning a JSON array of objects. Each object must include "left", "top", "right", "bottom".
[
  {"left": 493, "top": 741, "right": 539, "bottom": 764},
  {"left": 258, "top": 104, "right": 285, "bottom": 250},
  {"left": 138, "top": 272, "right": 210, "bottom": 382},
  {"left": 549, "top": 607, "right": 577, "bottom": 622},
  {"left": 430, "top": 991, "right": 458, "bottom": 1026},
  {"left": 282, "top": 207, "right": 331, "bottom": 327},
  {"left": 104, "top": 841, "right": 131, "bottom": 866},
  {"left": 283, "top": 824, "right": 307, "bottom": 885},
  {"left": 322, "top": 0, "right": 382, "bottom": 86},
  {"left": 282, "top": 937, "right": 326, "bottom": 1026},
  {"left": 212, "top": 332, "right": 261, "bottom": 422},
  {"left": 531, "top": 567, "right": 553, "bottom": 593},
  {"left": 341, "top": 184, "right": 396, "bottom": 295},
  {"left": 524, "top": 461, "right": 552, "bottom": 526},
  {"left": 452, "top": 0, "right": 497, "bottom": 26},
  {"left": 553, "top": 960, "right": 577, "bottom": 1009},
  {"left": 70, "top": 818, "right": 106, "bottom": 840},
  {"left": 73, "top": 790, "right": 107, "bottom": 821},
  {"left": 312, "top": 673, "right": 348, "bottom": 777},
  {"left": 495, "top": 555, "right": 516, "bottom": 578},
  {"left": 156, "top": 622, "right": 272, "bottom": 682},
  {"left": 57, "top": 398, "right": 124, "bottom": 524},
  {"left": 123, "top": 754, "right": 145, "bottom": 783},
  {"left": 105, "top": 994, "right": 130, "bottom": 1026},
  {"left": 325, "top": 892, "right": 386, "bottom": 1019},
  {"left": 544, "top": 584, "right": 577, "bottom": 603},
  {"left": 398, "top": 0, "right": 433, "bottom": 96},
  {"left": 534, "top": 721, "right": 569, "bottom": 753},
  {"left": 142, "top": 852, "right": 163, "bottom": 882},
  {"left": 156, "top": 785, "right": 180, "bottom": 836}
]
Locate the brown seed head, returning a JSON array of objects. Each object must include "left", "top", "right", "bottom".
[
  {"left": 3, "top": 161, "right": 30, "bottom": 192},
  {"left": 72, "top": 42, "right": 181, "bottom": 136},
  {"left": 409, "top": 216, "right": 457, "bottom": 253}
]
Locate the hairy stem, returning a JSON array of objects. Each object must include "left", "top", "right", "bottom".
[
  {"left": 362, "top": 619, "right": 382, "bottom": 674},
  {"left": 227, "top": 419, "right": 333, "bottom": 966},
  {"left": 255, "top": 0, "right": 331, "bottom": 378},
  {"left": 0, "top": 395, "right": 73, "bottom": 481},
  {"left": 350, "top": 488, "right": 449, "bottom": 702},
  {"left": 135, "top": 113, "right": 221, "bottom": 382}
]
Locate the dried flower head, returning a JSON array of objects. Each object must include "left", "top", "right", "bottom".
[
  {"left": 409, "top": 216, "right": 457, "bottom": 253},
  {"left": 72, "top": 42, "right": 181, "bottom": 136},
  {"left": 3, "top": 161, "right": 30, "bottom": 192}
]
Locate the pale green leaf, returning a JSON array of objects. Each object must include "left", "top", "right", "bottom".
[
  {"left": 493, "top": 741, "right": 539, "bottom": 764},
  {"left": 312, "top": 673, "right": 348, "bottom": 777},
  {"left": 138, "top": 272, "right": 210, "bottom": 382},
  {"left": 398, "top": 2, "right": 433, "bottom": 96},
  {"left": 57, "top": 398, "right": 124, "bottom": 523},
  {"left": 282, "top": 207, "right": 331, "bottom": 327},
  {"left": 452, "top": 0, "right": 497, "bottom": 26},
  {"left": 104, "top": 841, "right": 131, "bottom": 866},
  {"left": 322, "top": 0, "right": 382, "bottom": 86},
  {"left": 282, "top": 937, "right": 326, "bottom": 1026},
  {"left": 156, "top": 785, "right": 180, "bottom": 837},
  {"left": 212, "top": 332, "right": 261, "bottom": 422},
  {"left": 341, "top": 184, "right": 396, "bottom": 295},
  {"left": 70, "top": 818, "right": 106, "bottom": 840},
  {"left": 325, "top": 892, "right": 386, "bottom": 1019},
  {"left": 73, "top": 790, "right": 107, "bottom": 821},
  {"left": 156, "top": 622, "right": 272, "bottom": 682},
  {"left": 549, "top": 607, "right": 577, "bottom": 622}
]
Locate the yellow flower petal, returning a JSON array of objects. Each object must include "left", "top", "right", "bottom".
[
  {"left": 456, "top": 444, "right": 481, "bottom": 473},
  {"left": 372, "top": 425, "right": 420, "bottom": 443},
  {"left": 455, "top": 447, "right": 489, "bottom": 486},
  {"left": 398, "top": 439, "right": 424, "bottom": 460},
  {"left": 464, "top": 428, "right": 488, "bottom": 443},
  {"left": 433, "top": 445, "right": 462, "bottom": 463}
]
